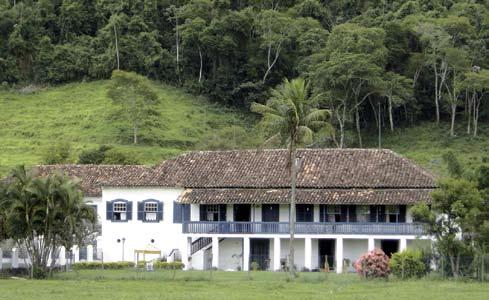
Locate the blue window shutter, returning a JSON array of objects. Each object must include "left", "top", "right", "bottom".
[
  {"left": 319, "top": 204, "right": 327, "bottom": 222},
  {"left": 183, "top": 204, "right": 190, "bottom": 222},
  {"left": 399, "top": 205, "right": 406, "bottom": 223},
  {"left": 219, "top": 204, "right": 227, "bottom": 221},
  {"left": 106, "top": 201, "right": 113, "bottom": 220},
  {"left": 378, "top": 205, "right": 386, "bottom": 222},
  {"left": 369, "top": 205, "right": 377, "bottom": 222},
  {"left": 348, "top": 205, "right": 357, "bottom": 222},
  {"left": 127, "top": 201, "right": 133, "bottom": 220},
  {"left": 137, "top": 202, "right": 144, "bottom": 221},
  {"left": 157, "top": 201, "right": 164, "bottom": 221},
  {"left": 199, "top": 205, "right": 206, "bottom": 221},
  {"left": 173, "top": 202, "right": 182, "bottom": 223}
]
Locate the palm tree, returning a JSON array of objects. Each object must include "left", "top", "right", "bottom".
[{"left": 251, "top": 78, "right": 332, "bottom": 278}]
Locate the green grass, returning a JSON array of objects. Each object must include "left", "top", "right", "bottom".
[
  {"left": 0, "top": 270, "right": 488, "bottom": 300},
  {"left": 365, "top": 121, "right": 489, "bottom": 176},
  {"left": 0, "top": 81, "right": 255, "bottom": 174}
]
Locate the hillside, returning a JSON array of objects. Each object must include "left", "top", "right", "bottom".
[{"left": 0, "top": 81, "right": 257, "bottom": 175}]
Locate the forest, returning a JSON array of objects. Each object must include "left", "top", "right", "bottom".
[{"left": 1, "top": 0, "right": 488, "bottom": 148}]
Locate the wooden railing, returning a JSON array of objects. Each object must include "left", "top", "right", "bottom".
[{"left": 182, "top": 221, "right": 427, "bottom": 235}]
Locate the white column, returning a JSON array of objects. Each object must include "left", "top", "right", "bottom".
[
  {"left": 243, "top": 237, "right": 250, "bottom": 271},
  {"left": 273, "top": 237, "right": 281, "bottom": 271},
  {"left": 12, "top": 247, "right": 19, "bottom": 268},
  {"left": 368, "top": 238, "right": 375, "bottom": 251},
  {"left": 59, "top": 247, "right": 66, "bottom": 266},
  {"left": 399, "top": 238, "right": 407, "bottom": 252},
  {"left": 0, "top": 248, "right": 3, "bottom": 270},
  {"left": 181, "top": 237, "right": 191, "bottom": 270},
  {"left": 212, "top": 237, "right": 219, "bottom": 269},
  {"left": 87, "top": 245, "right": 94, "bottom": 262},
  {"left": 335, "top": 238, "right": 343, "bottom": 274},
  {"left": 73, "top": 246, "right": 79, "bottom": 263},
  {"left": 304, "top": 238, "right": 312, "bottom": 271}
]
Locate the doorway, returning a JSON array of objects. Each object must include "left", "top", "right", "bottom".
[
  {"left": 249, "top": 238, "right": 270, "bottom": 270},
  {"left": 380, "top": 239, "right": 399, "bottom": 257},
  {"left": 234, "top": 204, "right": 251, "bottom": 221},
  {"left": 318, "top": 239, "right": 335, "bottom": 271}
]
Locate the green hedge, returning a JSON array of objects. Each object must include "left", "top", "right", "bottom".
[
  {"left": 390, "top": 250, "right": 427, "bottom": 279},
  {"left": 73, "top": 262, "right": 135, "bottom": 270},
  {"left": 136, "top": 261, "right": 185, "bottom": 270},
  {"left": 72, "top": 261, "right": 184, "bottom": 270}
]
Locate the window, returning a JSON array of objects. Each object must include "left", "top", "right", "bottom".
[
  {"left": 357, "top": 205, "right": 370, "bottom": 222},
  {"left": 200, "top": 204, "right": 226, "bottom": 221},
  {"left": 328, "top": 205, "right": 341, "bottom": 222},
  {"left": 386, "top": 205, "right": 400, "bottom": 223},
  {"left": 113, "top": 202, "right": 127, "bottom": 221},
  {"left": 296, "top": 204, "right": 314, "bottom": 222},
  {"left": 206, "top": 205, "right": 220, "bottom": 221},
  {"left": 144, "top": 202, "right": 158, "bottom": 221},
  {"left": 137, "top": 200, "right": 163, "bottom": 222}
]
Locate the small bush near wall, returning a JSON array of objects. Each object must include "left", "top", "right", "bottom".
[
  {"left": 353, "top": 249, "right": 391, "bottom": 279},
  {"left": 136, "top": 261, "right": 185, "bottom": 270},
  {"left": 73, "top": 262, "right": 135, "bottom": 270},
  {"left": 390, "top": 250, "right": 427, "bottom": 279}
]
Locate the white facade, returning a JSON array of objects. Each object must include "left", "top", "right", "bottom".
[{"left": 82, "top": 187, "right": 431, "bottom": 273}]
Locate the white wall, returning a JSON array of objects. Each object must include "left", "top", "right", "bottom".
[
  {"left": 279, "top": 205, "right": 289, "bottom": 222},
  {"left": 280, "top": 239, "right": 305, "bottom": 270},
  {"left": 100, "top": 187, "right": 185, "bottom": 262},
  {"left": 218, "top": 238, "right": 243, "bottom": 271},
  {"left": 343, "top": 239, "right": 368, "bottom": 272}
]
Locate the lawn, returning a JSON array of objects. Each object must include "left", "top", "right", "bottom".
[{"left": 0, "top": 270, "right": 488, "bottom": 300}]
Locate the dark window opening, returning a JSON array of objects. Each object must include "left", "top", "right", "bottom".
[{"left": 296, "top": 204, "right": 314, "bottom": 222}]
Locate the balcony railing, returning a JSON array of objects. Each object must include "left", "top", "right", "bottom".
[{"left": 182, "top": 221, "right": 427, "bottom": 235}]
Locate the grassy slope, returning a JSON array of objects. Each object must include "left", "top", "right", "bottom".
[
  {"left": 0, "top": 81, "right": 254, "bottom": 174},
  {"left": 0, "top": 270, "right": 488, "bottom": 300},
  {"left": 1, "top": 81, "right": 488, "bottom": 177}
]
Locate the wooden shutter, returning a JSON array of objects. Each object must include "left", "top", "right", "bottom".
[
  {"left": 348, "top": 205, "right": 357, "bottom": 222},
  {"left": 378, "top": 205, "right": 386, "bottom": 222},
  {"left": 219, "top": 204, "right": 227, "bottom": 221},
  {"left": 399, "top": 205, "right": 406, "bottom": 223},
  {"left": 369, "top": 205, "right": 377, "bottom": 222},
  {"left": 319, "top": 205, "right": 327, "bottom": 222},
  {"left": 173, "top": 202, "right": 182, "bottom": 223},
  {"left": 199, "top": 205, "right": 206, "bottom": 221},
  {"left": 157, "top": 201, "right": 163, "bottom": 221},
  {"left": 182, "top": 204, "right": 190, "bottom": 222},
  {"left": 137, "top": 202, "right": 144, "bottom": 221},
  {"left": 106, "top": 201, "right": 113, "bottom": 220},
  {"left": 127, "top": 201, "right": 133, "bottom": 220},
  {"left": 340, "top": 206, "right": 348, "bottom": 222}
]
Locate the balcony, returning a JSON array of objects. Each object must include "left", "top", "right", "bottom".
[{"left": 182, "top": 221, "right": 427, "bottom": 236}]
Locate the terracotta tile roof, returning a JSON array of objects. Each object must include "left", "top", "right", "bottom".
[
  {"left": 35, "top": 165, "right": 150, "bottom": 197},
  {"left": 145, "top": 149, "right": 436, "bottom": 189},
  {"left": 177, "top": 188, "right": 433, "bottom": 205}
]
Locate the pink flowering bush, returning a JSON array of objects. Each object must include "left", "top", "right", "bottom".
[{"left": 354, "top": 249, "right": 391, "bottom": 279}]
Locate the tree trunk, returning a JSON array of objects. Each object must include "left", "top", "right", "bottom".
[
  {"left": 113, "top": 24, "right": 120, "bottom": 70},
  {"left": 473, "top": 96, "right": 480, "bottom": 137},
  {"left": 198, "top": 45, "right": 203, "bottom": 83},
  {"left": 466, "top": 91, "right": 472, "bottom": 134},
  {"left": 450, "top": 103, "right": 456, "bottom": 137},
  {"left": 355, "top": 105, "right": 362, "bottom": 147},
  {"left": 378, "top": 102, "right": 382, "bottom": 149},
  {"left": 133, "top": 125, "right": 138, "bottom": 144},
  {"left": 388, "top": 96, "right": 394, "bottom": 132},
  {"left": 288, "top": 147, "right": 298, "bottom": 279},
  {"left": 434, "top": 63, "right": 440, "bottom": 124}
]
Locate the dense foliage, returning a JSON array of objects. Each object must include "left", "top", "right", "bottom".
[
  {"left": 0, "top": 166, "right": 97, "bottom": 278},
  {"left": 353, "top": 249, "right": 391, "bottom": 279},
  {"left": 390, "top": 249, "right": 427, "bottom": 279},
  {"left": 1, "top": 0, "right": 488, "bottom": 147}
]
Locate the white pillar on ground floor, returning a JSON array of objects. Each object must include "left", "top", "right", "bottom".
[
  {"left": 304, "top": 238, "right": 312, "bottom": 271},
  {"left": 59, "top": 247, "right": 66, "bottom": 266},
  {"left": 87, "top": 245, "right": 94, "bottom": 262},
  {"left": 243, "top": 237, "right": 250, "bottom": 271},
  {"left": 368, "top": 238, "right": 375, "bottom": 251},
  {"left": 212, "top": 237, "right": 219, "bottom": 269},
  {"left": 181, "top": 237, "right": 191, "bottom": 270},
  {"left": 273, "top": 237, "right": 281, "bottom": 271},
  {"left": 12, "top": 247, "right": 19, "bottom": 268},
  {"left": 73, "top": 246, "right": 79, "bottom": 263},
  {"left": 399, "top": 238, "right": 407, "bottom": 252},
  {"left": 335, "top": 238, "right": 343, "bottom": 274}
]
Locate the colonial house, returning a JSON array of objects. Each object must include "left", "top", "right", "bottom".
[{"left": 34, "top": 149, "right": 435, "bottom": 273}]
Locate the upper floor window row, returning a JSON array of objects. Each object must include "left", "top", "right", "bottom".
[{"left": 106, "top": 199, "right": 163, "bottom": 222}]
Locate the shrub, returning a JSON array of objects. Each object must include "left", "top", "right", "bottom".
[
  {"left": 78, "top": 145, "right": 112, "bottom": 164},
  {"left": 43, "top": 142, "right": 72, "bottom": 164},
  {"left": 135, "top": 261, "right": 185, "bottom": 270},
  {"left": 103, "top": 149, "right": 139, "bottom": 165},
  {"left": 353, "top": 249, "right": 391, "bottom": 279},
  {"left": 72, "top": 261, "right": 135, "bottom": 270},
  {"left": 390, "top": 249, "right": 427, "bottom": 279}
]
